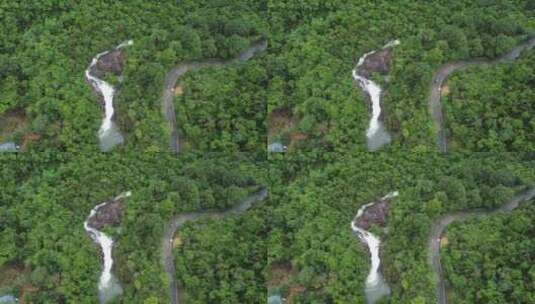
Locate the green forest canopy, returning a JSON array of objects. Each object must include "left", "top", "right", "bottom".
[
  {"left": 267, "top": 1, "right": 534, "bottom": 152},
  {"left": 0, "top": 1, "right": 267, "bottom": 152},
  {"left": 266, "top": 152, "right": 535, "bottom": 303},
  {"left": 444, "top": 49, "right": 535, "bottom": 152},
  {"left": 0, "top": 152, "right": 268, "bottom": 303},
  {"left": 1, "top": 1, "right": 534, "bottom": 152},
  {"left": 1, "top": 1, "right": 535, "bottom": 304},
  {"left": 442, "top": 203, "right": 535, "bottom": 303}
]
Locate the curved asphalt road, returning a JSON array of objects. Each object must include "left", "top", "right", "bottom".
[
  {"left": 162, "top": 40, "right": 268, "bottom": 153},
  {"left": 428, "top": 187, "right": 535, "bottom": 304},
  {"left": 429, "top": 37, "right": 535, "bottom": 152},
  {"left": 161, "top": 187, "right": 268, "bottom": 304}
]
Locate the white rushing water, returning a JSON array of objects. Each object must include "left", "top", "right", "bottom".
[
  {"left": 351, "top": 191, "right": 398, "bottom": 304},
  {"left": 85, "top": 40, "right": 133, "bottom": 151},
  {"left": 84, "top": 191, "right": 131, "bottom": 304},
  {"left": 352, "top": 40, "right": 400, "bottom": 151}
]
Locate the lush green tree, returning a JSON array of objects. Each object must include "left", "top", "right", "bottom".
[{"left": 444, "top": 49, "right": 535, "bottom": 151}]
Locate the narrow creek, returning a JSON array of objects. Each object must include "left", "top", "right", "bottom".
[
  {"left": 85, "top": 40, "right": 133, "bottom": 152},
  {"left": 84, "top": 191, "right": 131, "bottom": 304},
  {"left": 162, "top": 187, "right": 268, "bottom": 304},
  {"left": 351, "top": 191, "right": 398, "bottom": 304},
  {"left": 353, "top": 40, "right": 399, "bottom": 151}
]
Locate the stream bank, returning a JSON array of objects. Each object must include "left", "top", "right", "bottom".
[
  {"left": 85, "top": 40, "right": 133, "bottom": 152},
  {"left": 351, "top": 191, "right": 398, "bottom": 304},
  {"left": 84, "top": 191, "right": 131, "bottom": 304},
  {"left": 353, "top": 40, "right": 399, "bottom": 151}
]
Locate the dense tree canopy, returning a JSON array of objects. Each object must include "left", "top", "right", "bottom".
[
  {"left": 266, "top": 0, "right": 534, "bottom": 152},
  {"left": 442, "top": 203, "right": 535, "bottom": 303},
  {"left": 1, "top": 1, "right": 534, "bottom": 304},
  {"left": 0, "top": 1, "right": 267, "bottom": 152},
  {"left": 2, "top": 1, "right": 532, "bottom": 152},
  {"left": 266, "top": 152, "right": 535, "bottom": 303},
  {"left": 444, "top": 49, "right": 535, "bottom": 151},
  {"left": 0, "top": 153, "right": 268, "bottom": 303}
]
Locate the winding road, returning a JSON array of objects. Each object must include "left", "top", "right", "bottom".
[
  {"left": 162, "top": 40, "right": 268, "bottom": 153},
  {"left": 429, "top": 37, "right": 535, "bottom": 152},
  {"left": 428, "top": 187, "right": 535, "bottom": 304},
  {"left": 161, "top": 187, "right": 268, "bottom": 304}
]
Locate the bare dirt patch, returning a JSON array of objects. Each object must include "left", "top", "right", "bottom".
[
  {"left": 19, "top": 285, "right": 39, "bottom": 304},
  {"left": 174, "top": 84, "right": 184, "bottom": 96},
  {"left": 0, "top": 108, "right": 27, "bottom": 142},
  {"left": 441, "top": 84, "right": 450, "bottom": 97},
  {"left": 440, "top": 236, "right": 449, "bottom": 247},
  {"left": 0, "top": 265, "right": 25, "bottom": 288},
  {"left": 267, "top": 262, "right": 305, "bottom": 304},
  {"left": 267, "top": 262, "right": 294, "bottom": 288},
  {"left": 286, "top": 285, "right": 306, "bottom": 304},
  {"left": 268, "top": 107, "right": 309, "bottom": 150},
  {"left": 268, "top": 108, "right": 298, "bottom": 138},
  {"left": 20, "top": 133, "right": 41, "bottom": 151},
  {"left": 0, "top": 264, "right": 38, "bottom": 303},
  {"left": 172, "top": 235, "right": 183, "bottom": 248}
]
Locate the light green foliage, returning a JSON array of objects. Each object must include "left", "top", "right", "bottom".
[
  {"left": 445, "top": 50, "right": 535, "bottom": 151},
  {"left": 442, "top": 204, "right": 535, "bottom": 303},
  {"left": 0, "top": 1, "right": 267, "bottom": 152},
  {"left": 267, "top": 153, "right": 535, "bottom": 302},
  {"left": 0, "top": 153, "right": 266, "bottom": 303},
  {"left": 266, "top": 1, "right": 533, "bottom": 152}
]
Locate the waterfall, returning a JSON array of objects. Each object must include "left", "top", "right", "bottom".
[
  {"left": 85, "top": 40, "right": 133, "bottom": 151},
  {"left": 351, "top": 191, "right": 398, "bottom": 303},
  {"left": 84, "top": 191, "right": 131, "bottom": 303},
  {"left": 353, "top": 40, "right": 399, "bottom": 151}
]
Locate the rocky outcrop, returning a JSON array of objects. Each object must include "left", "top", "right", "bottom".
[
  {"left": 92, "top": 49, "right": 126, "bottom": 78},
  {"left": 356, "top": 48, "right": 394, "bottom": 79},
  {"left": 353, "top": 40, "right": 399, "bottom": 151},
  {"left": 86, "top": 47, "right": 128, "bottom": 110},
  {"left": 87, "top": 198, "right": 125, "bottom": 230},
  {"left": 354, "top": 199, "right": 389, "bottom": 230}
]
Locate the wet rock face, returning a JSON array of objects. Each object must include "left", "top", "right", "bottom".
[
  {"left": 356, "top": 48, "right": 393, "bottom": 79},
  {"left": 88, "top": 199, "right": 124, "bottom": 230},
  {"left": 355, "top": 199, "right": 389, "bottom": 230},
  {"left": 93, "top": 49, "right": 126, "bottom": 77}
]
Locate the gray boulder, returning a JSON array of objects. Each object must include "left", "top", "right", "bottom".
[
  {"left": 268, "top": 142, "right": 287, "bottom": 153},
  {"left": 0, "top": 142, "right": 18, "bottom": 152}
]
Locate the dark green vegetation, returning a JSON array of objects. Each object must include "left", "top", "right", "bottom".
[
  {"left": 0, "top": 153, "right": 267, "bottom": 303},
  {"left": 441, "top": 203, "right": 535, "bottom": 303},
  {"left": 3, "top": 1, "right": 533, "bottom": 153},
  {"left": 177, "top": 61, "right": 267, "bottom": 151},
  {"left": 2, "top": 1, "right": 535, "bottom": 304},
  {"left": 174, "top": 207, "right": 267, "bottom": 303},
  {"left": 0, "top": 1, "right": 267, "bottom": 152},
  {"left": 266, "top": 153, "right": 535, "bottom": 303},
  {"left": 444, "top": 49, "right": 535, "bottom": 151},
  {"left": 267, "top": 1, "right": 534, "bottom": 152}
]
